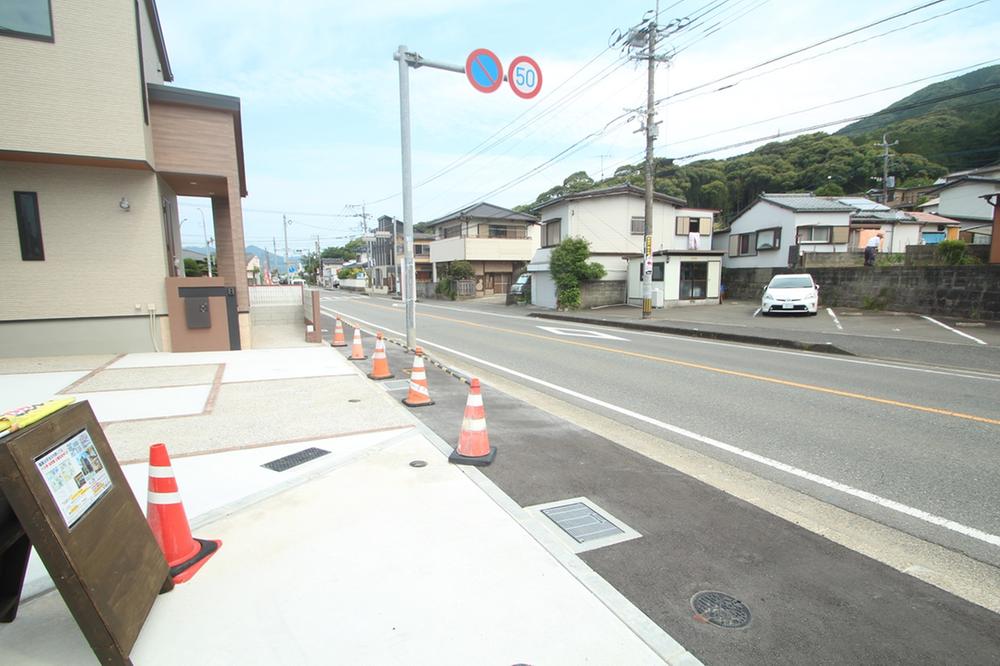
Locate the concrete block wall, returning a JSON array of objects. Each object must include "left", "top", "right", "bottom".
[
  {"left": 581, "top": 280, "right": 627, "bottom": 308},
  {"left": 905, "top": 244, "right": 990, "bottom": 266},
  {"left": 250, "top": 304, "right": 301, "bottom": 325},
  {"left": 722, "top": 265, "right": 1000, "bottom": 320}
]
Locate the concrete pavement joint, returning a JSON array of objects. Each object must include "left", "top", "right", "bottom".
[{"left": 410, "top": 420, "right": 700, "bottom": 665}]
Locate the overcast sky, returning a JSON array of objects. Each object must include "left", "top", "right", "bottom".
[{"left": 156, "top": 0, "right": 1000, "bottom": 253}]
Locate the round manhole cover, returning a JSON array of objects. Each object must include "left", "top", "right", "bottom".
[
  {"left": 691, "top": 591, "right": 751, "bottom": 629},
  {"left": 409, "top": 460, "right": 427, "bottom": 468}
]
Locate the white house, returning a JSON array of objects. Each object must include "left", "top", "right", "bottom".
[
  {"left": 527, "top": 184, "right": 719, "bottom": 308},
  {"left": 425, "top": 202, "right": 539, "bottom": 296},
  {"left": 714, "top": 193, "right": 857, "bottom": 268},
  {"left": 922, "top": 175, "right": 999, "bottom": 244}
]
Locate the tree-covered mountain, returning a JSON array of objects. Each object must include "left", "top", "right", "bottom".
[
  {"left": 836, "top": 64, "right": 1000, "bottom": 170},
  {"left": 518, "top": 65, "right": 999, "bottom": 221}
]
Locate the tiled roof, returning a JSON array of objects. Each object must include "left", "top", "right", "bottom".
[
  {"left": 760, "top": 193, "right": 855, "bottom": 212},
  {"left": 425, "top": 202, "right": 538, "bottom": 226}
]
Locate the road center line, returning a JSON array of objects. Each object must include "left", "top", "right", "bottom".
[
  {"left": 323, "top": 308, "right": 1000, "bottom": 550},
  {"left": 921, "top": 315, "right": 987, "bottom": 345},
  {"left": 323, "top": 305, "right": 999, "bottom": 425}
]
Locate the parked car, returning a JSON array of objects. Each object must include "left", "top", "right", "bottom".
[
  {"left": 761, "top": 273, "right": 819, "bottom": 315},
  {"left": 510, "top": 273, "right": 531, "bottom": 296}
]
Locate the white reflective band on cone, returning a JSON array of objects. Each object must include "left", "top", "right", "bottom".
[
  {"left": 463, "top": 418, "right": 487, "bottom": 432},
  {"left": 148, "top": 491, "right": 182, "bottom": 504},
  {"left": 466, "top": 394, "right": 484, "bottom": 407},
  {"left": 147, "top": 466, "right": 175, "bottom": 478},
  {"left": 410, "top": 383, "right": 429, "bottom": 396},
  {"left": 411, "top": 371, "right": 426, "bottom": 380}
]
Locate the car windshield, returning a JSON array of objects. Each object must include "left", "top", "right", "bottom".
[{"left": 770, "top": 277, "right": 813, "bottom": 289}]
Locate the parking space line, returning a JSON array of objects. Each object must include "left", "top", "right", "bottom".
[
  {"left": 827, "top": 308, "right": 843, "bottom": 331},
  {"left": 921, "top": 316, "right": 987, "bottom": 345}
]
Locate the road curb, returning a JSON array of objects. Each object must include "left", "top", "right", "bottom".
[{"left": 527, "top": 312, "right": 856, "bottom": 356}]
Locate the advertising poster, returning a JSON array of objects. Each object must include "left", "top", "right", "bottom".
[{"left": 34, "top": 428, "right": 112, "bottom": 528}]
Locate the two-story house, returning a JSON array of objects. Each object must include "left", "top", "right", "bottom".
[
  {"left": 370, "top": 215, "right": 434, "bottom": 295},
  {"left": 425, "top": 203, "right": 539, "bottom": 296},
  {"left": 1, "top": 0, "right": 250, "bottom": 355},
  {"left": 921, "top": 170, "right": 1000, "bottom": 244},
  {"left": 527, "top": 184, "right": 720, "bottom": 308}
]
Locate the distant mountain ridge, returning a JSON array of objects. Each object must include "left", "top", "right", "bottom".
[{"left": 183, "top": 245, "right": 302, "bottom": 273}]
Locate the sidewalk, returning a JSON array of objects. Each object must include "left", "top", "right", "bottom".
[{"left": 0, "top": 327, "right": 698, "bottom": 665}]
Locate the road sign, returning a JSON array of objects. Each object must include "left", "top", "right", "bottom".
[
  {"left": 288, "top": 265, "right": 297, "bottom": 273},
  {"left": 508, "top": 55, "right": 542, "bottom": 99},
  {"left": 465, "top": 48, "right": 503, "bottom": 93}
]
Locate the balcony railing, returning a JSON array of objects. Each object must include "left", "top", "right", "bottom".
[{"left": 437, "top": 230, "right": 529, "bottom": 240}]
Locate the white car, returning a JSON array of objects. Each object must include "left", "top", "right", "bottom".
[{"left": 761, "top": 273, "right": 819, "bottom": 315}]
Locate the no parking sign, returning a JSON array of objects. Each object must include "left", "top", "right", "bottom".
[{"left": 465, "top": 49, "right": 542, "bottom": 98}]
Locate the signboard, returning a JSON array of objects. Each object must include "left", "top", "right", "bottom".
[
  {"left": 34, "top": 428, "right": 111, "bottom": 528},
  {"left": 465, "top": 48, "right": 504, "bottom": 93},
  {"left": 374, "top": 230, "right": 392, "bottom": 239},
  {"left": 288, "top": 265, "right": 297, "bottom": 274},
  {"left": 644, "top": 235, "right": 653, "bottom": 274},
  {"left": 0, "top": 401, "right": 169, "bottom": 664},
  {"left": 508, "top": 55, "right": 542, "bottom": 99}
]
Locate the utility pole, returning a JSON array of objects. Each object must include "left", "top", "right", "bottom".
[
  {"left": 597, "top": 154, "right": 612, "bottom": 181},
  {"left": 875, "top": 133, "right": 898, "bottom": 205},
  {"left": 282, "top": 214, "right": 292, "bottom": 278}
]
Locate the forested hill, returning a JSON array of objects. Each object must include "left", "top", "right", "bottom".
[
  {"left": 836, "top": 64, "right": 1000, "bottom": 170},
  {"left": 518, "top": 65, "right": 999, "bottom": 221}
]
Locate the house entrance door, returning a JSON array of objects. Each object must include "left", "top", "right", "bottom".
[{"left": 490, "top": 273, "right": 511, "bottom": 294}]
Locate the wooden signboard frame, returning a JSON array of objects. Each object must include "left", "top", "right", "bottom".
[{"left": 0, "top": 401, "right": 170, "bottom": 665}]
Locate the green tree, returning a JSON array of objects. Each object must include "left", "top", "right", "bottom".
[
  {"left": 322, "top": 238, "right": 365, "bottom": 261},
  {"left": 549, "top": 237, "right": 606, "bottom": 310},
  {"left": 563, "top": 170, "right": 594, "bottom": 192},
  {"left": 814, "top": 181, "right": 845, "bottom": 196},
  {"left": 448, "top": 260, "right": 475, "bottom": 280},
  {"left": 184, "top": 257, "right": 207, "bottom": 276}
]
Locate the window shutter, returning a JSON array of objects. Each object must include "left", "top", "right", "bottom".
[
  {"left": 728, "top": 235, "right": 739, "bottom": 257},
  {"left": 831, "top": 226, "right": 848, "bottom": 244},
  {"left": 676, "top": 216, "right": 690, "bottom": 235},
  {"left": 700, "top": 218, "right": 711, "bottom": 235}
]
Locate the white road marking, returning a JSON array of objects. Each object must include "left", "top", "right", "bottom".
[
  {"left": 921, "top": 315, "right": 987, "bottom": 345},
  {"left": 826, "top": 308, "right": 843, "bottom": 331},
  {"left": 752, "top": 308, "right": 761, "bottom": 317},
  {"left": 536, "top": 326, "right": 629, "bottom": 341},
  {"left": 322, "top": 308, "right": 1000, "bottom": 549}
]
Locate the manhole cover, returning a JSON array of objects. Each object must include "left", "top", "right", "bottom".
[
  {"left": 409, "top": 460, "right": 427, "bottom": 468},
  {"left": 691, "top": 591, "right": 751, "bottom": 629}
]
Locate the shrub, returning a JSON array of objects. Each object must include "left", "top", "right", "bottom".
[
  {"left": 448, "top": 260, "right": 475, "bottom": 280},
  {"left": 936, "top": 239, "right": 979, "bottom": 265},
  {"left": 550, "top": 237, "right": 606, "bottom": 310},
  {"left": 337, "top": 267, "right": 363, "bottom": 279}
]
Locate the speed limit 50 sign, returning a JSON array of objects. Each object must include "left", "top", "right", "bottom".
[{"left": 508, "top": 55, "right": 542, "bottom": 99}]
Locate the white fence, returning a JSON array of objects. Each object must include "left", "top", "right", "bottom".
[{"left": 249, "top": 285, "right": 303, "bottom": 306}]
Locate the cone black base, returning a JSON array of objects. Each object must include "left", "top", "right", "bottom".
[
  {"left": 448, "top": 446, "right": 496, "bottom": 466},
  {"left": 349, "top": 356, "right": 367, "bottom": 361},
  {"left": 169, "top": 537, "right": 220, "bottom": 579},
  {"left": 368, "top": 373, "right": 395, "bottom": 380},
  {"left": 402, "top": 398, "right": 435, "bottom": 407}
]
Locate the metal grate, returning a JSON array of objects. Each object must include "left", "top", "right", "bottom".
[
  {"left": 379, "top": 380, "right": 412, "bottom": 392},
  {"left": 540, "top": 502, "right": 625, "bottom": 544},
  {"left": 691, "top": 591, "right": 751, "bottom": 629},
  {"left": 261, "top": 447, "right": 331, "bottom": 472}
]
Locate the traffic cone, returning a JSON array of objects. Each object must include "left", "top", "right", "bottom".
[
  {"left": 330, "top": 317, "right": 347, "bottom": 347},
  {"left": 402, "top": 347, "right": 434, "bottom": 407},
  {"left": 449, "top": 378, "right": 496, "bottom": 466},
  {"left": 367, "top": 332, "right": 394, "bottom": 380},
  {"left": 146, "top": 443, "right": 221, "bottom": 584},
  {"left": 348, "top": 327, "right": 366, "bottom": 361}
]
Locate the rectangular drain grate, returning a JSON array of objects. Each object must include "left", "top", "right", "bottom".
[
  {"left": 541, "top": 502, "right": 625, "bottom": 543},
  {"left": 261, "top": 447, "right": 331, "bottom": 472},
  {"left": 379, "top": 379, "right": 412, "bottom": 392}
]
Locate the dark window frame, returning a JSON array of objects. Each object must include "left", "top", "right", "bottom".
[
  {"left": 679, "top": 262, "right": 708, "bottom": 300},
  {"left": 755, "top": 227, "right": 781, "bottom": 251},
  {"left": 630, "top": 216, "right": 644, "bottom": 235},
  {"left": 798, "top": 225, "right": 832, "bottom": 243},
  {"left": 14, "top": 191, "right": 45, "bottom": 261},
  {"left": 637, "top": 261, "right": 665, "bottom": 282},
  {"left": 543, "top": 218, "right": 562, "bottom": 248},
  {"left": 0, "top": 0, "right": 55, "bottom": 42}
]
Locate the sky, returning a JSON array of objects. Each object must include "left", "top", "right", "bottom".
[{"left": 156, "top": 0, "right": 1000, "bottom": 255}]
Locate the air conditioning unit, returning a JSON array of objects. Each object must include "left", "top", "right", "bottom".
[{"left": 652, "top": 288, "right": 664, "bottom": 308}]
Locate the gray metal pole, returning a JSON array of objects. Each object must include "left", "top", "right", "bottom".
[
  {"left": 397, "top": 45, "right": 417, "bottom": 349},
  {"left": 283, "top": 214, "right": 290, "bottom": 279},
  {"left": 641, "top": 20, "right": 657, "bottom": 319}
]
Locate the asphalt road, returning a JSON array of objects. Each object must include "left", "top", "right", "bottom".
[{"left": 319, "top": 292, "right": 1000, "bottom": 568}]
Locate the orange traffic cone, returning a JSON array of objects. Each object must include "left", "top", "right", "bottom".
[
  {"left": 348, "top": 327, "right": 366, "bottom": 361},
  {"left": 449, "top": 378, "right": 496, "bottom": 466},
  {"left": 146, "top": 443, "right": 221, "bottom": 583},
  {"left": 330, "top": 317, "right": 347, "bottom": 347},
  {"left": 368, "top": 332, "right": 394, "bottom": 380},
  {"left": 402, "top": 347, "right": 434, "bottom": 407}
]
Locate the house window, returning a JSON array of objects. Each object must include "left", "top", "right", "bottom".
[
  {"left": 728, "top": 232, "right": 757, "bottom": 257},
  {"left": 0, "top": 0, "right": 54, "bottom": 41},
  {"left": 488, "top": 224, "right": 510, "bottom": 238},
  {"left": 630, "top": 216, "right": 644, "bottom": 235},
  {"left": 441, "top": 224, "right": 461, "bottom": 239},
  {"left": 798, "top": 226, "right": 831, "bottom": 243},
  {"left": 677, "top": 216, "right": 710, "bottom": 235},
  {"left": 679, "top": 262, "right": 707, "bottom": 299},
  {"left": 755, "top": 227, "right": 781, "bottom": 251},
  {"left": 637, "top": 261, "right": 665, "bottom": 282},
  {"left": 14, "top": 191, "right": 45, "bottom": 261},
  {"left": 414, "top": 244, "right": 429, "bottom": 256},
  {"left": 543, "top": 218, "right": 562, "bottom": 247}
]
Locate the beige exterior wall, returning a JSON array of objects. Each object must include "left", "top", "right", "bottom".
[
  {"left": 0, "top": 0, "right": 150, "bottom": 161},
  {"left": 0, "top": 161, "right": 168, "bottom": 320},
  {"left": 430, "top": 237, "right": 536, "bottom": 263}
]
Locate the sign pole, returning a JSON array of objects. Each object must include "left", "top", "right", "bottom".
[{"left": 397, "top": 45, "right": 417, "bottom": 349}]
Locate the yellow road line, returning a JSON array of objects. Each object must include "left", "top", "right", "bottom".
[{"left": 341, "top": 303, "right": 1000, "bottom": 426}]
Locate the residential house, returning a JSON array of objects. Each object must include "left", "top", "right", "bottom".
[
  {"left": 714, "top": 194, "right": 856, "bottom": 268},
  {"left": 425, "top": 203, "right": 539, "bottom": 296},
  {"left": 1, "top": 0, "right": 250, "bottom": 355},
  {"left": 370, "top": 215, "right": 434, "bottom": 294},
  {"left": 921, "top": 174, "right": 999, "bottom": 244},
  {"left": 527, "top": 184, "right": 720, "bottom": 308}
]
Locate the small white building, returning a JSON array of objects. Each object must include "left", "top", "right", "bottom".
[
  {"left": 923, "top": 175, "right": 999, "bottom": 244},
  {"left": 527, "top": 184, "right": 718, "bottom": 308}
]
